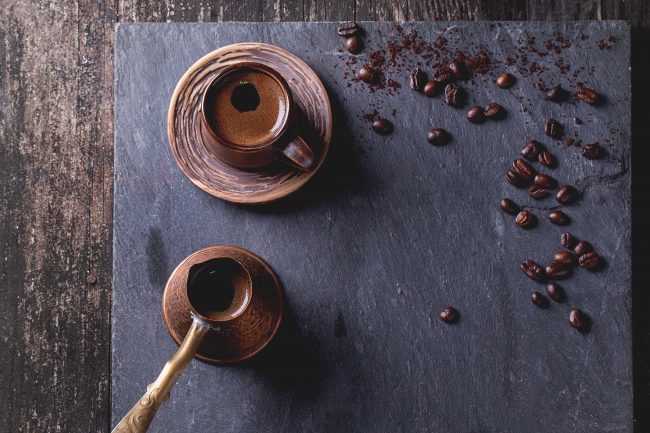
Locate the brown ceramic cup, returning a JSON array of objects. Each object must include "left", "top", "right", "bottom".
[{"left": 200, "top": 62, "right": 315, "bottom": 171}]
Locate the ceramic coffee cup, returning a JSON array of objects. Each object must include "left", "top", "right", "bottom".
[{"left": 200, "top": 62, "right": 315, "bottom": 171}]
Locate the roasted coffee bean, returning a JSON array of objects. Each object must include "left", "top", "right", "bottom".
[
  {"left": 569, "top": 308, "right": 585, "bottom": 330},
  {"left": 538, "top": 150, "right": 556, "bottom": 168},
  {"left": 521, "top": 259, "right": 547, "bottom": 282},
  {"left": 549, "top": 210, "right": 570, "bottom": 225},
  {"left": 427, "top": 128, "right": 452, "bottom": 146},
  {"left": 439, "top": 306, "right": 458, "bottom": 323},
  {"left": 358, "top": 65, "right": 377, "bottom": 84},
  {"left": 579, "top": 252, "right": 603, "bottom": 270},
  {"left": 337, "top": 21, "right": 360, "bottom": 37},
  {"left": 410, "top": 67, "right": 427, "bottom": 91},
  {"left": 345, "top": 36, "right": 363, "bottom": 54},
  {"left": 553, "top": 251, "right": 577, "bottom": 268},
  {"left": 545, "top": 85, "right": 569, "bottom": 103},
  {"left": 546, "top": 283, "right": 565, "bottom": 301},
  {"left": 513, "top": 159, "right": 536, "bottom": 181},
  {"left": 545, "top": 262, "right": 572, "bottom": 279},
  {"left": 423, "top": 80, "right": 441, "bottom": 97},
  {"left": 573, "top": 240, "right": 593, "bottom": 257},
  {"left": 534, "top": 173, "right": 557, "bottom": 190},
  {"left": 515, "top": 210, "right": 536, "bottom": 229},
  {"left": 561, "top": 232, "right": 578, "bottom": 249},
  {"left": 484, "top": 102, "right": 506, "bottom": 120},
  {"left": 531, "top": 292, "right": 547, "bottom": 308},
  {"left": 433, "top": 67, "right": 454, "bottom": 84},
  {"left": 496, "top": 72, "right": 515, "bottom": 88},
  {"left": 556, "top": 185, "right": 578, "bottom": 204},
  {"left": 545, "top": 118, "right": 564, "bottom": 139},
  {"left": 581, "top": 143, "right": 606, "bottom": 159},
  {"left": 577, "top": 86, "right": 603, "bottom": 105},
  {"left": 506, "top": 170, "right": 527, "bottom": 187},
  {"left": 467, "top": 106, "right": 486, "bottom": 124},
  {"left": 521, "top": 140, "right": 543, "bottom": 161},
  {"left": 445, "top": 83, "right": 466, "bottom": 107},
  {"left": 449, "top": 60, "right": 468, "bottom": 80},
  {"left": 500, "top": 198, "right": 519, "bottom": 215},
  {"left": 372, "top": 118, "right": 393, "bottom": 135},
  {"left": 528, "top": 185, "right": 549, "bottom": 200}
]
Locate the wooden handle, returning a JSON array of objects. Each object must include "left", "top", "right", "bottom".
[{"left": 111, "top": 316, "right": 211, "bottom": 433}]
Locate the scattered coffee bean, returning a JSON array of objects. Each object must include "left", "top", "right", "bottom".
[
  {"left": 531, "top": 291, "right": 548, "bottom": 308},
  {"left": 433, "top": 67, "right": 454, "bottom": 84},
  {"left": 546, "top": 283, "right": 565, "bottom": 301},
  {"left": 521, "top": 259, "right": 547, "bottom": 282},
  {"left": 577, "top": 86, "right": 603, "bottom": 105},
  {"left": 372, "top": 118, "right": 393, "bottom": 135},
  {"left": 553, "top": 251, "right": 577, "bottom": 268},
  {"left": 427, "top": 128, "right": 451, "bottom": 146},
  {"left": 579, "top": 252, "right": 603, "bottom": 270},
  {"left": 534, "top": 173, "right": 557, "bottom": 190},
  {"left": 496, "top": 72, "right": 515, "bottom": 88},
  {"left": 555, "top": 185, "right": 578, "bottom": 205},
  {"left": 423, "top": 80, "right": 441, "bottom": 97},
  {"left": 549, "top": 210, "right": 570, "bottom": 225},
  {"left": 337, "top": 21, "right": 360, "bottom": 37},
  {"left": 358, "top": 65, "right": 378, "bottom": 84},
  {"left": 545, "top": 262, "right": 572, "bottom": 279},
  {"left": 561, "top": 232, "right": 578, "bottom": 249},
  {"left": 512, "top": 159, "right": 536, "bottom": 182},
  {"left": 538, "top": 150, "right": 556, "bottom": 168},
  {"left": 345, "top": 36, "right": 363, "bottom": 54},
  {"left": 484, "top": 102, "right": 506, "bottom": 120},
  {"left": 521, "top": 140, "right": 543, "bottom": 161},
  {"left": 529, "top": 185, "right": 549, "bottom": 200},
  {"left": 449, "top": 60, "right": 469, "bottom": 80},
  {"left": 573, "top": 240, "right": 593, "bottom": 257},
  {"left": 545, "top": 118, "right": 564, "bottom": 139},
  {"left": 445, "top": 83, "right": 466, "bottom": 107},
  {"left": 581, "top": 143, "right": 606, "bottom": 159},
  {"left": 467, "top": 106, "right": 486, "bottom": 124},
  {"left": 506, "top": 170, "right": 527, "bottom": 187},
  {"left": 545, "top": 85, "right": 569, "bottom": 103},
  {"left": 515, "top": 210, "right": 536, "bottom": 229},
  {"left": 500, "top": 198, "right": 519, "bottom": 215},
  {"left": 410, "top": 67, "right": 427, "bottom": 91},
  {"left": 439, "top": 306, "right": 458, "bottom": 323},
  {"left": 569, "top": 308, "right": 585, "bottom": 330}
]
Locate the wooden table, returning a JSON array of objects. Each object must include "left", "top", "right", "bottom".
[{"left": 1, "top": 1, "right": 648, "bottom": 432}]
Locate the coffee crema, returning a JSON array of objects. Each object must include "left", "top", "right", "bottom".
[{"left": 204, "top": 68, "right": 288, "bottom": 147}]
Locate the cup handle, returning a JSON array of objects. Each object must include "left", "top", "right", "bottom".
[
  {"left": 111, "top": 316, "right": 211, "bottom": 433},
  {"left": 281, "top": 134, "right": 315, "bottom": 171}
]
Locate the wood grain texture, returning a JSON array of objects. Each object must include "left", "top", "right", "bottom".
[{"left": 0, "top": 1, "right": 649, "bottom": 433}]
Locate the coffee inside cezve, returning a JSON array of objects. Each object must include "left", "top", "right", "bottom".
[{"left": 206, "top": 68, "right": 288, "bottom": 147}]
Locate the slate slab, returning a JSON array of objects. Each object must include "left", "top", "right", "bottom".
[{"left": 113, "top": 22, "right": 631, "bottom": 433}]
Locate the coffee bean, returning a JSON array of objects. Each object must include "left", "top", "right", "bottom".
[
  {"left": 577, "top": 86, "right": 603, "bottom": 105},
  {"left": 545, "top": 118, "right": 564, "bottom": 139},
  {"left": 506, "top": 170, "right": 527, "bottom": 187},
  {"left": 573, "top": 240, "right": 593, "bottom": 257},
  {"left": 337, "top": 21, "right": 360, "bottom": 37},
  {"left": 358, "top": 65, "right": 378, "bottom": 84},
  {"left": 561, "top": 232, "right": 578, "bottom": 249},
  {"left": 496, "top": 72, "right": 515, "bottom": 88},
  {"left": 545, "top": 85, "right": 569, "bottom": 103},
  {"left": 484, "top": 102, "right": 506, "bottom": 120},
  {"left": 521, "top": 140, "right": 543, "bottom": 161},
  {"left": 515, "top": 210, "right": 536, "bottom": 229},
  {"left": 500, "top": 198, "right": 519, "bottom": 215},
  {"left": 569, "top": 308, "right": 585, "bottom": 330},
  {"left": 467, "top": 106, "right": 486, "bottom": 124},
  {"left": 423, "top": 80, "right": 441, "bottom": 97},
  {"left": 410, "top": 67, "right": 427, "bottom": 91},
  {"left": 579, "top": 252, "right": 603, "bottom": 270},
  {"left": 439, "top": 306, "right": 458, "bottom": 323},
  {"left": 345, "top": 36, "right": 363, "bottom": 54},
  {"left": 444, "top": 83, "right": 466, "bottom": 107},
  {"left": 531, "top": 291, "right": 548, "bottom": 308},
  {"left": 528, "top": 185, "right": 549, "bottom": 200},
  {"left": 581, "top": 143, "right": 606, "bottom": 159},
  {"left": 538, "top": 150, "right": 556, "bottom": 168},
  {"left": 512, "top": 159, "right": 536, "bottom": 182},
  {"left": 433, "top": 67, "right": 454, "bottom": 84},
  {"left": 372, "top": 118, "right": 393, "bottom": 135},
  {"left": 553, "top": 251, "right": 577, "bottom": 268},
  {"left": 521, "top": 259, "right": 547, "bottom": 282},
  {"left": 549, "top": 210, "right": 570, "bottom": 225},
  {"left": 534, "top": 173, "right": 557, "bottom": 189},
  {"left": 449, "top": 60, "right": 468, "bottom": 80},
  {"left": 545, "top": 262, "right": 572, "bottom": 279},
  {"left": 546, "top": 283, "right": 565, "bottom": 301},
  {"left": 427, "top": 128, "right": 451, "bottom": 146},
  {"left": 556, "top": 185, "right": 578, "bottom": 205}
]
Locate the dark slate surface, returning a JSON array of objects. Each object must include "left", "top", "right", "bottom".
[{"left": 113, "top": 22, "right": 631, "bottom": 433}]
